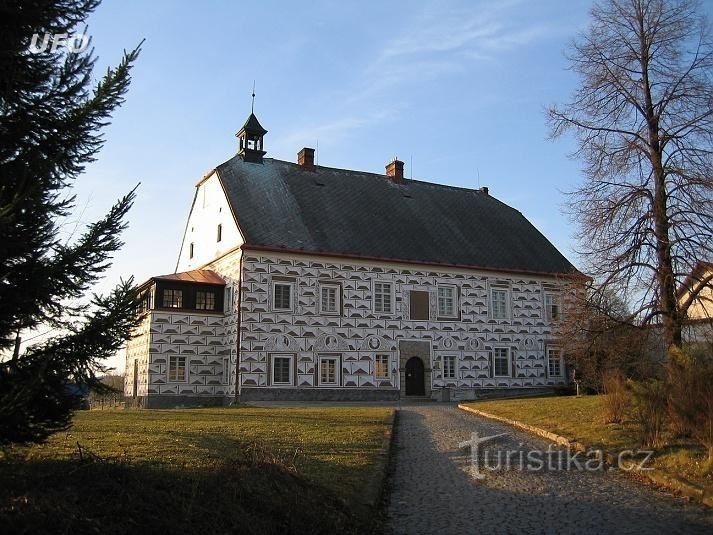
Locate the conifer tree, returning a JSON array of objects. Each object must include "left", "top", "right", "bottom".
[{"left": 0, "top": 0, "right": 142, "bottom": 444}]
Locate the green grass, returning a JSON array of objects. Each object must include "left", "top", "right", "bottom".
[
  {"left": 1, "top": 406, "right": 393, "bottom": 534},
  {"left": 463, "top": 396, "right": 712, "bottom": 490}
]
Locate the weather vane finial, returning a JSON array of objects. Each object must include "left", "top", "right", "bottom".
[{"left": 251, "top": 80, "right": 256, "bottom": 113}]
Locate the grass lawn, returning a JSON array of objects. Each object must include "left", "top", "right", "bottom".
[
  {"left": 462, "top": 396, "right": 712, "bottom": 492},
  {"left": 0, "top": 406, "right": 393, "bottom": 534}
]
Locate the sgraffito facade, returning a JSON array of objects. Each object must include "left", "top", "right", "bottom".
[{"left": 126, "top": 111, "right": 577, "bottom": 406}]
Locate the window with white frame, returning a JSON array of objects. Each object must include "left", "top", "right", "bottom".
[
  {"left": 490, "top": 288, "right": 509, "bottom": 319},
  {"left": 224, "top": 286, "right": 233, "bottom": 313},
  {"left": 168, "top": 355, "right": 187, "bottom": 382},
  {"left": 374, "top": 281, "right": 394, "bottom": 313},
  {"left": 320, "top": 283, "right": 340, "bottom": 315},
  {"left": 222, "top": 357, "right": 230, "bottom": 384},
  {"left": 438, "top": 285, "right": 458, "bottom": 318},
  {"left": 271, "top": 355, "right": 293, "bottom": 385},
  {"left": 319, "top": 355, "right": 340, "bottom": 386},
  {"left": 272, "top": 281, "right": 293, "bottom": 311},
  {"left": 493, "top": 348, "right": 510, "bottom": 377},
  {"left": 374, "top": 354, "right": 390, "bottom": 379},
  {"left": 545, "top": 294, "right": 560, "bottom": 321},
  {"left": 547, "top": 347, "right": 563, "bottom": 377},
  {"left": 443, "top": 355, "right": 457, "bottom": 379}
]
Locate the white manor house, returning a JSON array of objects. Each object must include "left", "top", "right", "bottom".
[{"left": 125, "top": 112, "right": 579, "bottom": 407}]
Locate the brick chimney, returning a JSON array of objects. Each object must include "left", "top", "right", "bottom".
[
  {"left": 298, "top": 147, "right": 315, "bottom": 171},
  {"left": 480, "top": 186, "right": 489, "bottom": 195},
  {"left": 385, "top": 158, "right": 404, "bottom": 182}
]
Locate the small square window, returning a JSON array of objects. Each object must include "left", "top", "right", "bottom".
[
  {"left": 493, "top": 348, "right": 510, "bottom": 377},
  {"left": 438, "top": 286, "right": 457, "bottom": 318},
  {"left": 162, "top": 289, "right": 183, "bottom": 308},
  {"left": 196, "top": 290, "right": 216, "bottom": 311},
  {"left": 272, "top": 355, "right": 293, "bottom": 385},
  {"left": 168, "top": 355, "right": 187, "bottom": 382},
  {"left": 273, "top": 282, "right": 293, "bottom": 311},
  {"left": 443, "top": 355, "right": 457, "bottom": 379},
  {"left": 375, "top": 354, "right": 390, "bottom": 379},
  {"left": 319, "top": 356, "right": 340, "bottom": 386},
  {"left": 374, "top": 281, "right": 394, "bottom": 314},
  {"left": 320, "top": 284, "right": 340, "bottom": 315},
  {"left": 490, "top": 288, "right": 509, "bottom": 319}
]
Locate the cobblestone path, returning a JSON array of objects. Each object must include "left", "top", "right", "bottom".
[{"left": 386, "top": 404, "right": 713, "bottom": 534}]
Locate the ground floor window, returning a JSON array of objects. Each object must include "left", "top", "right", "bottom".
[
  {"left": 493, "top": 348, "right": 510, "bottom": 377},
  {"left": 375, "top": 354, "right": 390, "bottom": 379},
  {"left": 443, "top": 355, "right": 457, "bottom": 379},
  {"left": 168, "top": 355, "right": 187, "bottom": 382},
  {"left": 547, "top": 347, "right": 563, "bottom": 377},
  {"left": 319, "top": 355, "right": 340, "bottom": 386},
  {"left": 271, "top": 354, "right": 294, "bottom": 385}
]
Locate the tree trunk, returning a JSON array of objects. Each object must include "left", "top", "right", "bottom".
[{"left": 639, "top": 12, "right": 682, "bottom": 351}]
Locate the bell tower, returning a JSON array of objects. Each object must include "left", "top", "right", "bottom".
[{"left": 236, "top": 111, "right": 267, "bottom": 163}]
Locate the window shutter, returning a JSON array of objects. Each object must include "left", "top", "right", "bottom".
[{"left": 409, "top": 290, "right": 430, "bottom": 320}]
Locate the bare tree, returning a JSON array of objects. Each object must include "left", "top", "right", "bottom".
[{"left": 548, "top": 0, "right": 713, "bottom": 350}]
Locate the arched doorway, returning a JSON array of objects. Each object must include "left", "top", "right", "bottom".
[{"left": 405, "top": 357, "right": 425, "bottom": 396}]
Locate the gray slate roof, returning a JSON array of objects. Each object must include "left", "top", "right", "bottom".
[{"left": 216, "top": 156, "right": 575, "bottom": 275}]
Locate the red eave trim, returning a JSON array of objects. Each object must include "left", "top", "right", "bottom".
[{"left": 240, "top": 244, "right": 584, "bottom": 279}]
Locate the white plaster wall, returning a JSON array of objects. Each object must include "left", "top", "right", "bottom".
[
  {"left": 145, "top": 310, "right": 229, "bottom": 396},
  {"left": 176, "top": 172, "right": 243, "bottom": 272},
  {"left": 237, "top": 251, "right": 569, "bottom": 395},
  {"left": 125, "top": 314, "right": 151, "bottom": 396}
]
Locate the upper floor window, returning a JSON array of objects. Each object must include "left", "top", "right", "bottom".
[
  {"left": 217, "top": 224, "right": 222, "bottom": 242},
  {"left": 547, "top": 347, "right": 563, "bottom": 377},
  {"left": 162, "top": 289, "right": 183, "bottom": 308},
  {"left": 374, "top": 281, "right": 394, "bottom": 314},
  {"left": 320, "top": 284, "right": 340, "bottom": 315},
  {"left": 438, "top": 285, "right": 457, "bottom": 318},
  {"left": 409, "top": 290, "right": 430, "bottom": 320},
  {"left": 375, "top": 354, "right": 390, "bottom": 379},
  {"left": 224, "top": 286, "right": 233, "bottom": 313},
  {"left": 545, "top": 294, "right": 560, "bottom": 321},
  {"left": 273, "top": 281, "right": 293, "bottom": 311},
  {"left": 443, "top": 355, "right": 457, "bottom": 379},
  {"left": 490, "top": 288, "right": 509, "bottom": 319},
  {"left": 189, "top": 242, "right": 194, "bottom": 259},
  {"left": 196, "top": 290, "right": 216, "bottom": 311},
  {"left": 493, "top": 347, "right": 510, "bottom": 377}
]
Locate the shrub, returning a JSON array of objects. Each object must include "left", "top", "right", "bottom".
[
  {"left": 600, "top": 369, "right": 629, "bottom": 424},
  {"left": 667, "top": 346, "right": 713, "bottom": 471},
  {"left": 629, "top": 379, "right": 667, "bottom": 448}
]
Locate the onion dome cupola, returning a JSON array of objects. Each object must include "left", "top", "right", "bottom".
[{"left": 236, "top": 112, "right": 267, "bottom": 163}]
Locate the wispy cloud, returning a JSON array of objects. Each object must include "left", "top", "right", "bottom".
[
  {"left": 279, "top": 0, "right": 556, "bottom": 151},
  {"left": 371, "top": 0, "right": 555, "bottom": 75}
]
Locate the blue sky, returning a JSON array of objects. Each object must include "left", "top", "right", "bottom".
[{"left": 72, "top": 0, "right": 600, "bottom": 370}]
